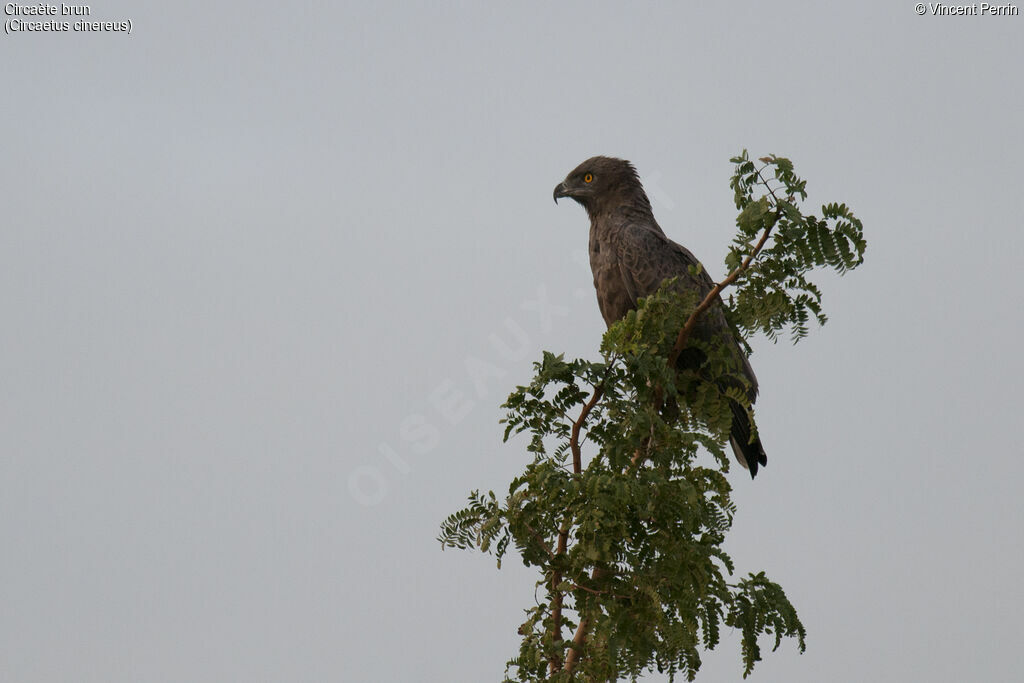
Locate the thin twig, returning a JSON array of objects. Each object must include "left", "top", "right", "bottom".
[
  {"left": 569, "top": 582, "right": 631, "bottom": 600},
  {"left": 523, "top": 522, "right": 555, "bottom": 559}
]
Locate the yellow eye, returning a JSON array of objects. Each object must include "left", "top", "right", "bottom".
[{"left": 584, "top": 173, "right": 593, "bottom": 183}]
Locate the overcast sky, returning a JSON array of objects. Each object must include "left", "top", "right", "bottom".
[{"left": 3, "top": 2, "right": 1023, "bottom": 681}]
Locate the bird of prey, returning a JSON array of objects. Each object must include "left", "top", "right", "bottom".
[{"left": 554, "top": 156, "right": 768, "bottom": 478}]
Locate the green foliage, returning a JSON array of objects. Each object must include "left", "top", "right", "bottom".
[
  {"left": 726, "top": 152, "right": 866, "bottom": 342},
  {"left": 439, "top": 153, "right": 864, "bottom": 681}
]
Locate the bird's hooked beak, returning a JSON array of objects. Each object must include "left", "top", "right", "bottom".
[{"left": 553, "top": 181, "right": 569, "bottom": 204}]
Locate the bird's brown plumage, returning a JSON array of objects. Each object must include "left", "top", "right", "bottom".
[{"left": 554, "top": 156, "right": 768, "bottom": 477}]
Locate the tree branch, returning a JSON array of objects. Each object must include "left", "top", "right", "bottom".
[
  {"left": 563, "top": 615, "right": 589, "bottom": 674},
  {"left": 570, "top": 384, "right": 605, "bottom": 473},
  {"left": 549, "top": 378, "right": 609, "bottom": 674},
  {"left": 667, "top": 171, "right": 782, "bottom": 369},
  {"left": 563, "top": 566, "right": 609, "bottom": 675},
  {"left": 548, "top": 522, "right": 570, "bottom": 674}
]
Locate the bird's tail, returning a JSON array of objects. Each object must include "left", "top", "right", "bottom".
[{"left": 728, "top": 399, "right": 767, "bottom": 479}]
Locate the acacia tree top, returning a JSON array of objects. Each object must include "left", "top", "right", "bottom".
[{"left": 440, "top": 152, "right": 866, "bottom": 682}]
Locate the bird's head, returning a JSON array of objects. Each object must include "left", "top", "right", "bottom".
[{"left": 553, "top": 156, "right": 649, "bottom": 218}]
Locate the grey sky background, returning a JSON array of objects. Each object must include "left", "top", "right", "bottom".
[{"left": 3, "top": 2, "right": 1022, "bottom": 681}]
